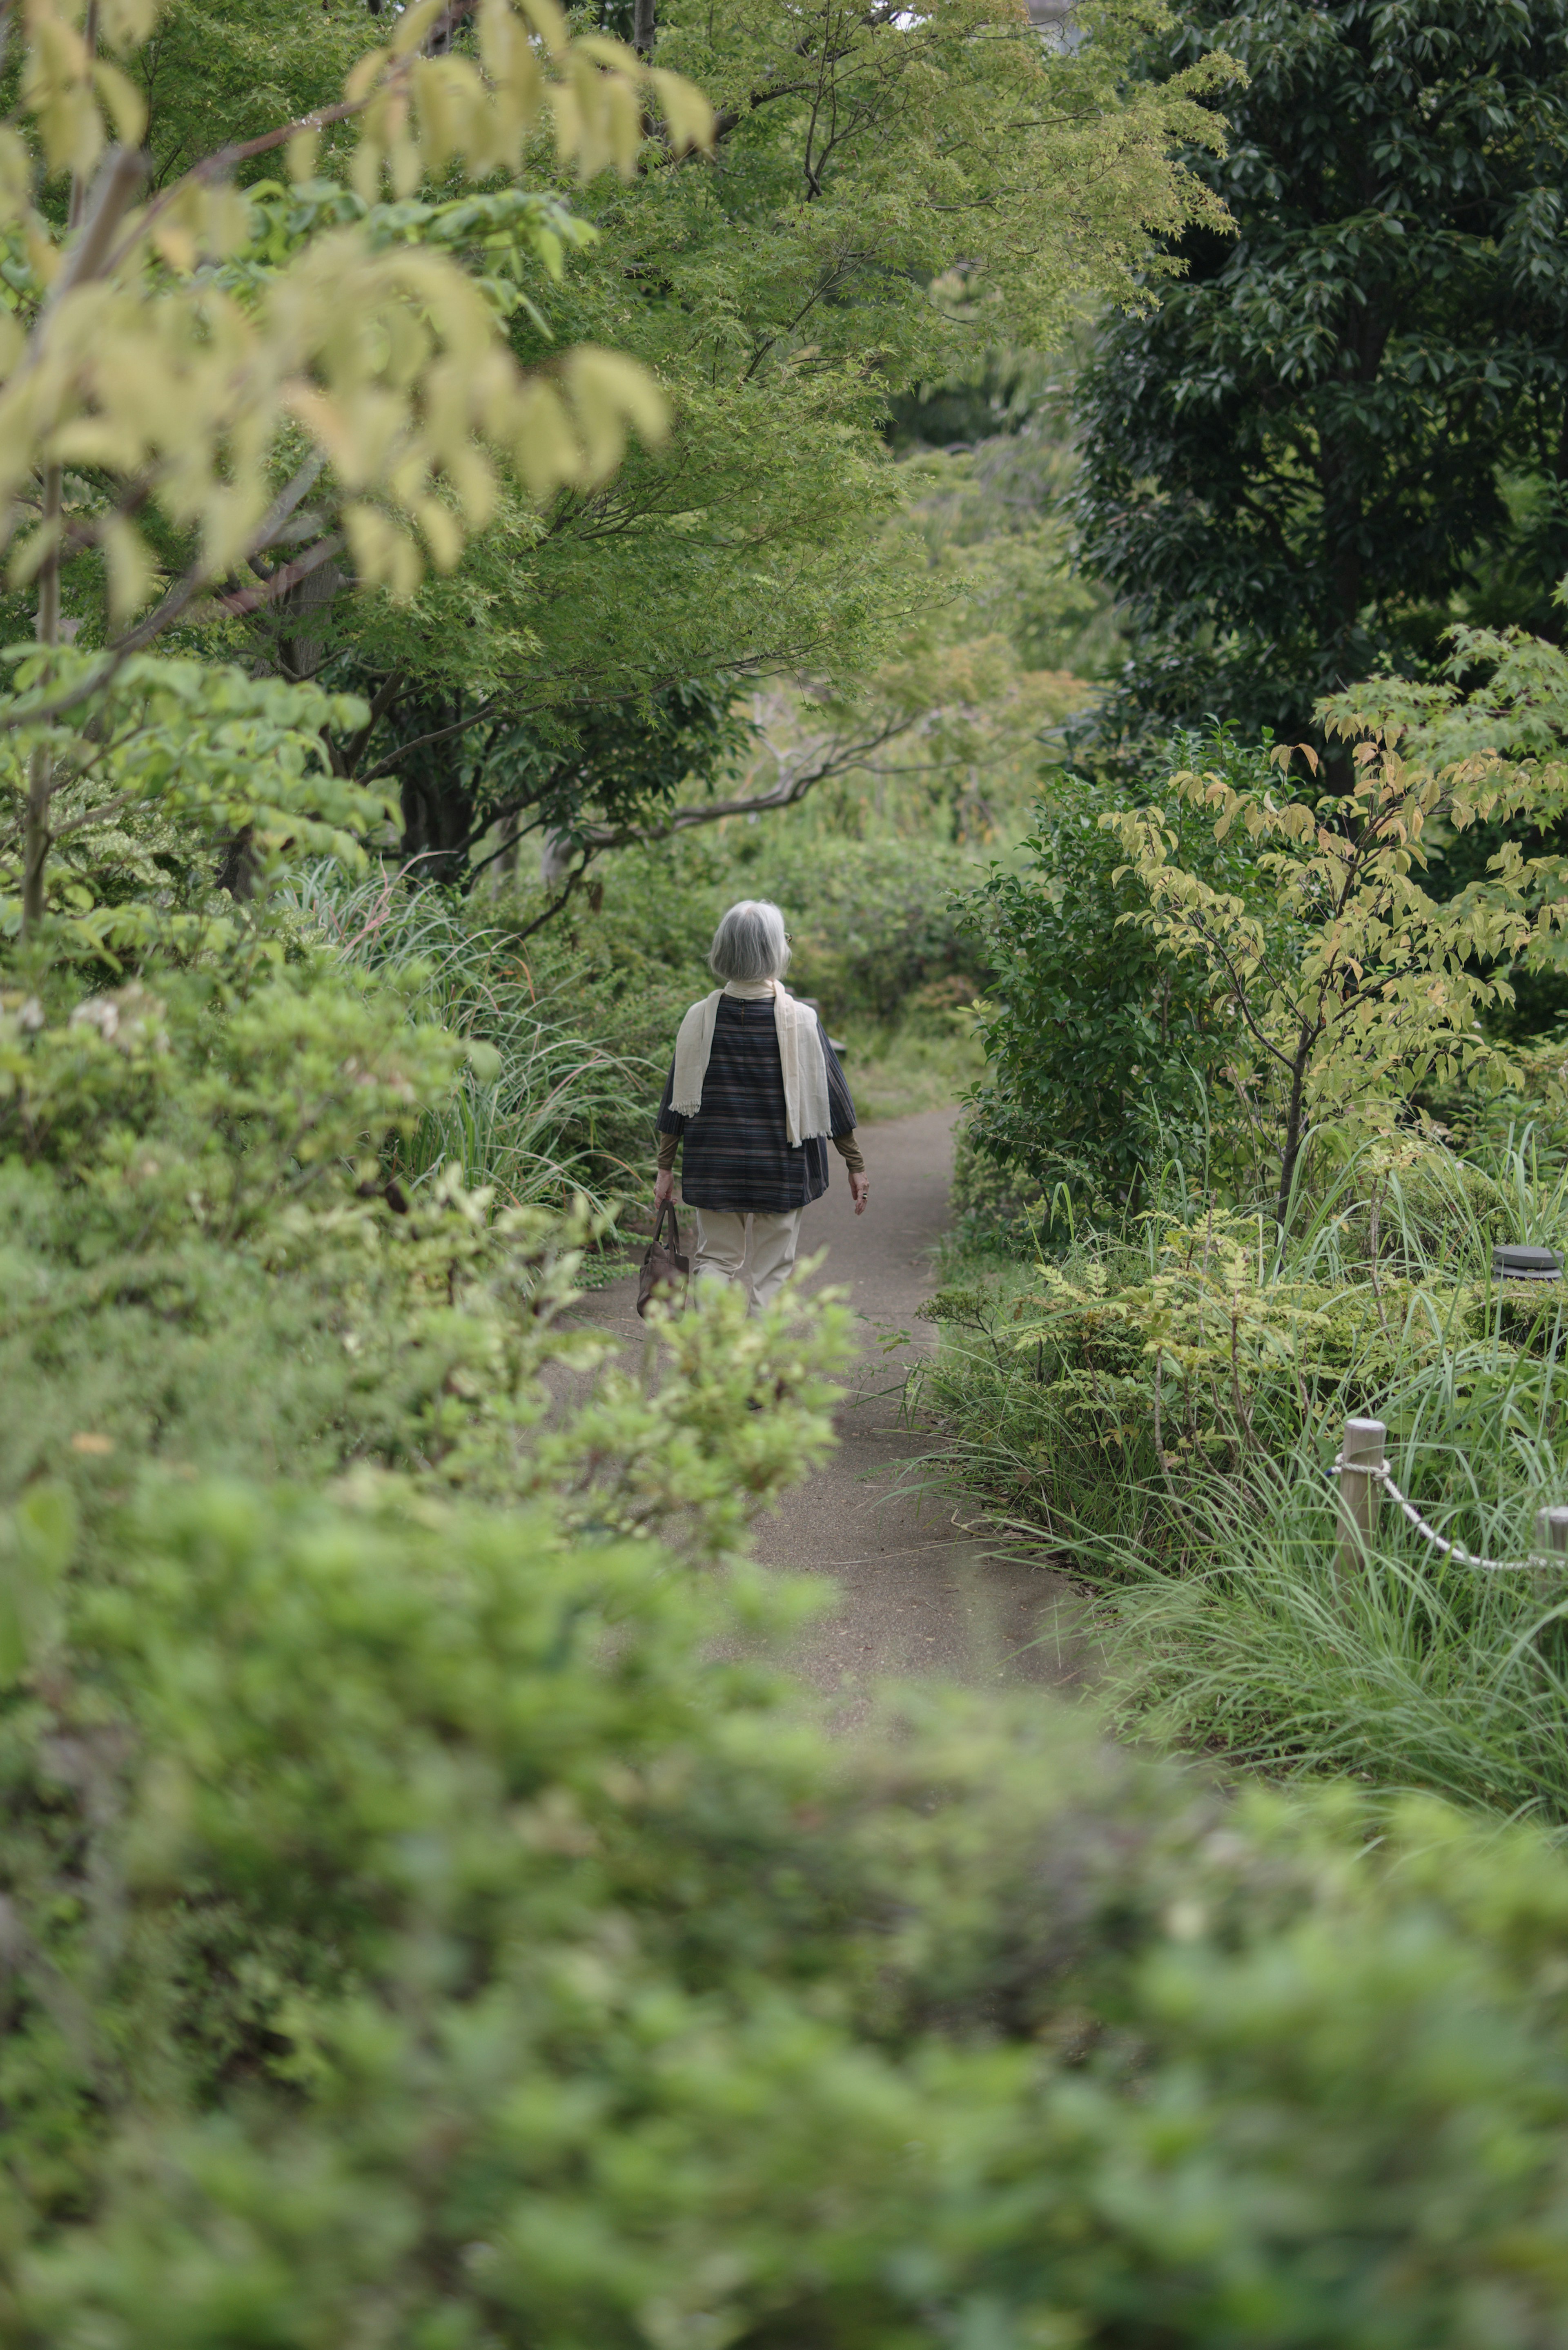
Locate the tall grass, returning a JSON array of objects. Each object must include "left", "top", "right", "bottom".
[
  {"left": 1100, "top": 1453, "right": 1568, "bottom": 1822},
  {"left": 286, "top": 864, "right": 649, "bottom": 1213},
  {"left": 922, "top": 1126, "right": 1568, "bottom": 1822}
]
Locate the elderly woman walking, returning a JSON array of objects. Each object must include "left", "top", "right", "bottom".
[{"left": 653, "top": 899, "right": 868, "bottom": 1307}]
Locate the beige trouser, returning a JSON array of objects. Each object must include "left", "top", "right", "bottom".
[{"left": 692, "top": 1207, "right": 804, "bottom": 1310}]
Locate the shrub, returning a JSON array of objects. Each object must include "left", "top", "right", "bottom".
[
  {"left": 1107, "top": 707, "right": 1568, "bottom": 1226},
  {"left": 920, "top": 1125, "right": 1568, "bottom": 1821},
  {"left": 958, "top": 743, "right": 1266, "bottom": 1219},
  {"left": 0, "top": 954, "right": 849, "bottom": 1566},
  {"left": 946, "top": 1115, "right": 1052, "bottom": 1254},
  {"left": 502, "top": 829, "right": 984, "bottom": 1034},
  {"left": 20, "top": 753, "right": 1568, "bottom": 2339},
  {"left": 11, "top": 1473, "right": 1568, "bottom": 2343}
]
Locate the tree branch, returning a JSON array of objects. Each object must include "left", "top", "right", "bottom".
[
  {"left": 356, "top": 691, "right": 514, "bottom": 784},
  {"left": 0, "top": 453, "right": 332, "bottom": 736},
  {"left": 569, "top": 713, "right": 922, "bottom": 848},
  {"left": 199, "top": 532, "right": 345, "bottom": 623},
  {"left": 331, "top": 667, "right": 409, "bottom": 779},
  {"left": 113, "top": 453, "right": 330, "bottom": 651}
]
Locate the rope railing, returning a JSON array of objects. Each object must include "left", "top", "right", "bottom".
[{"left": 1328, "top": 1416, "right": 1568, "bottom": 1578}]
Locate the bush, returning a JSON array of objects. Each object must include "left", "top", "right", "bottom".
[
  {"left": 958, "top": 742, "right": 1266, "bottom": 1220},
  {"left": 918, "top": 1126, "right": 1568, "bottom": 1820},
  {"left": 946, "top": 1115, "right": 1054, "bottom": 1255},
  {"left": 20, "top": 787, "right": 1568, "bottom": 2339},
  {"left": 285, "top": 866, "right": 652, "bottom": 1208},
  {"left": 0, "top": 955, "right": 849, "bottom": 1565},
  {"left": 11, "top": 1471, "right": 1568, "bottom": 2343}
]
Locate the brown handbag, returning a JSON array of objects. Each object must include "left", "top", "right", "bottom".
[{"left": 637, "top": 1199, "right": 689, "bottom": 1318}]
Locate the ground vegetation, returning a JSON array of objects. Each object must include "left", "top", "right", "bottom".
[
  {"left": 934, "top": 625, "right": 1568, "bottom": 1826},
  {"left": 12, "top": 0, "right": 1568, "bottom": 2327}
]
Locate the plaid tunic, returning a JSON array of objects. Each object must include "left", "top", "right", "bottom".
[{"left": 656, "top": 994, "right": 858, "bottom": 1213}]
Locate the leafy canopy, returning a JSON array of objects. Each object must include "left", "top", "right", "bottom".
[
  {"left": 0, "top": 0, "right": 716, "bottom": 933},
  {"left": 0, "top": 0, "right": 710, "bottom": 627},
  {"left": 265, "top": 0, "right": 1241, "bottom": 876},
  {"left": 1078, "top": 0, "right": 1568, "bottom": 738}
]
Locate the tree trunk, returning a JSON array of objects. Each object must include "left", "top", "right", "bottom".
[
  {"left": 399, "top": 764, "right": 478, "bottom": 886},
  {"left": 633, "top": 0, "right": 655, "bottom": 59},
  {"left": 274, "top": 555, "right": 343, "bottom": 684},
  {"left": 1274, "top": 1032, "right": 1313, "bottom": 1230},
  {"left": 215, "top": 825, "right": 260, "bottom": 901}
]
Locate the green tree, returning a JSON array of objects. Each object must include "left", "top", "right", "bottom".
[
  {"left": 1078, "top": 0, "right": 1568, "bottom": 742},
  {"left": 385, "top": 674, "right": 753, "bottom": 891},
  {"left": 1106, "top": 680, "right": 1568, "bottom": 1224},
  {"left": 0, "top": 0, "right": 712, "bottom": 934},
  {"left": 230, "top": 0, "right": 1239, "bottom": 874}
]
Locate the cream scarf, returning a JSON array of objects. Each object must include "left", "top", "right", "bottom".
[{"left": 671, "top": 978, "right": 831, "bottom": 1148}]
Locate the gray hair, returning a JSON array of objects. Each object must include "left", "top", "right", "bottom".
[{"left": 708, "top": 898, "right": 790, "bottom": 984}]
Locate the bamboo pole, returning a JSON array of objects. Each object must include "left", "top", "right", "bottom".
[{"left": 1335, "top": 1416, "right": 1386, "bottom": 1578}]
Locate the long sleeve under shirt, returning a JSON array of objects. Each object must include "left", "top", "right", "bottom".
[{"left": 655, "top": 994, "right": 862, "bottom": 1212}]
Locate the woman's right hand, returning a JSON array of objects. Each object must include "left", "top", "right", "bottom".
[{"left": 654, "top": 1167, "right": 675, "bottom": 1210}]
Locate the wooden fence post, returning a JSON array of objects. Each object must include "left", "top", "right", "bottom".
[
  {"left": 1533, "top": 1505, "right": 1568, "bottom": 1605},
  {"left": 1336, "top": 1417, "right": 1386, "bottom": 1579}
]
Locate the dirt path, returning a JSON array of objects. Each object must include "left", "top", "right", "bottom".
[{"left": 572, "top": 1108, "right": 1089, "bottom": 1711}]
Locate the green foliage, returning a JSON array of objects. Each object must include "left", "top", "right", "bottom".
[
  {"left": 286, "top": 863, "right": 653, "bottom": 1204},
  {"left": 388, "top": 674, "right": 755, "bottom": 883},
  {"left": 131, "top": 0, "right": 384, "bottom": 187},
  {"left": 0, "top": 0, "right": 691, "bottom": 638},
  {"left": 893, "top": 417, "right": 1120, "bottom": 685},
  {"left": 20, "top": 11, "right": 1568, "bottom": 2323},
  {"left": 219, "top": 178, "right": 600, "bottom": 339},
  {"left": 959, "top": 745, "right": 1267, "bottom": 1213},
  {"left": 0, "top": 948, "right": 848, "bottom": 1566},
  {"left": 1334, "top": 620, "right": 1568, "bottom": 1037},
  {"left": 461, "top": 826, "right": 990, "bottom": 1173},
  {"left": 266, "top": 0, "right": 1238, "bottom": 872},
  {"left": 1078, "top": 0, "right": 1568, "bottom": 739},
  {"left": 1089, "top": 1223, "right": 1568, "bottom": 1822},
  {"left": 920, "top": 1115, "right": 1568, "bottom": 1824},
  {"left": 0, "top": 655, "right": 381, "bottom": 948},
  {"left": 1107, "top": 698, "right": 1568, "bottom": 1222},
  {"left": 921, "top": 1182, "right": 1442, "bottom": 1547},
  {"left": 17, "top": 1465, "right": 1568, "bottom": 2341}
]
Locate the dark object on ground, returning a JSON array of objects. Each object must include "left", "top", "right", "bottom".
[
  {"left": 1493, "top": 1244, "right": 1564, "bottom": 1283},
  {"left": 638, "top": 1199, "right": 689, "bottom": 1316}
]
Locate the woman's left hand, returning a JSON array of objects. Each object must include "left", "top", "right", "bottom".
[
  {"left": 849, "top": 1171, "right": 870, "bottom": 1215},
  {"left": 654, "top": 1167, "right": 675, "bottom": 1210}
]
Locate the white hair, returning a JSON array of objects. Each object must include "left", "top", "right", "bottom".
[{"left": 708, "top": 899, "right": 790, "bottom": 984}]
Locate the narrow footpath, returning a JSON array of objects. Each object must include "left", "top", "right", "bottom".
[{"left": 575, "top": 1108, "right": 1089, "bottom": 1711}]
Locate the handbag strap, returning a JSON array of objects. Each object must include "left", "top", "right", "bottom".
[{"left": 652, "top": 1197, "right": 682, "bottom": 1254}]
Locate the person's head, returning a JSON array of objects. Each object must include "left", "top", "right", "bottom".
[{"left": 708, "top": 899, "right": 790, "bottom": 985}]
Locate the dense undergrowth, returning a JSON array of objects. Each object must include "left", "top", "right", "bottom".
[
  {"left": 8, "top": 646, "right": 1568, "bottom": 2334},
  {"left": 929, "top": 676, "right": 1568, "bottom": 1828},
  {"left": 922, "top": 1133, "right": 1568, "bottom": 1814},
  {"left": 23, "top": 895, "right": 1568, "bottom": 2341},
  {"left": 13, "top": 0, "right": 1568, "bottom": 2322}
]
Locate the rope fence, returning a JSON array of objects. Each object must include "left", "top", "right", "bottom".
[{"left": 1328, "top": 1416, "right": 1568, "bottom": 1580}]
